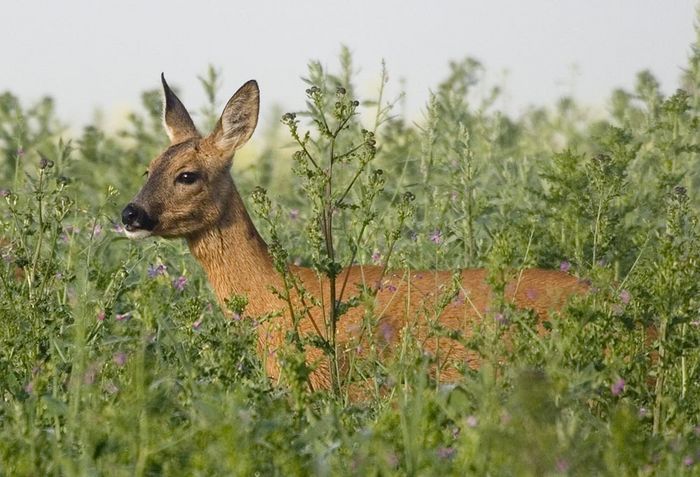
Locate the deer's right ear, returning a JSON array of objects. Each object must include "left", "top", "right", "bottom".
[
  {"left": 206, "top": 80, "right": 259, "bottom": 159},
  {"left": 161, "top": 73, "right": 200, "bottom": 144}
]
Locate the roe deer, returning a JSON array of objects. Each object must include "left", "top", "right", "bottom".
[{"left": 121, "top": 75, "right": 585, "bottom": 391}]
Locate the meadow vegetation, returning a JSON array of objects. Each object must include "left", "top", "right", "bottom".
[{"left": 1, "top": 32, "right": 700, "bottom": 475}]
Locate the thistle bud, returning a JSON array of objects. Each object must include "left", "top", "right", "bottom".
[
  {"left": 673, "top": 185, "right": 687, "bottom": 199},
  {"left": 39, "top": 154, "right": 54, "bottom": 170}
]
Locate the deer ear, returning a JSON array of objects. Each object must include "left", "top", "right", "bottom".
[
  {"left": 206, "top": 80, "right": 259, "bottom": 157},
  {"left": 161, "top": 73, "right": 199, "bottom": 144}
]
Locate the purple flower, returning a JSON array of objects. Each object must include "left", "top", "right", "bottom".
[
  {"left": 684, "top": 456, "right": 694, "bottom": 467},
  {"left": 115, "top": 312, "right": 132, "bottom": 322},
  {"left": 147, "top": 263, "right": 167, "bottom": 278},
  {"left": 611, "top": 378, "right": 625, "bottom": 396},
  {"left": 192, "top": 318, "right": 203, "bottom": 331},
  {"left": 379, "top": 321, "right": 395, "bottom": 342},
  {"left": 113, "top": 352, "right": 127, "bottom": 367},
  {"left": 289, "top": 208, "right": 299, "bottom": 220},
  {"left": 429, "top": 230, "right": 443, "bottom": 244},
  {"left": 494, "top": 313, "right": 509, "bottom": 326},
  {"left": 619, "top": 289, "right": 631, "bottom": 305},
  {"left": 555, "top": 458, "right": 570, "bottom": 473},
  {"left": 371, "top": 250, "right": 382, "bottom": 264},
  {"left": 172, "top": 276, "right": 187, "bottom": 291},
  {"left": 232, "top": 312, "right": 242, "bottom": 321},
  {"left": 385, "top": 283, "right": 397, "bottom": 293},
  {"left": 113, "top": 224, "right": 125, "bottom": 234},
  {"left": 560, "top": 260, "right": 571, "bottom": 273},
  {"left": 91, "top": 224, "right": 102, "bottom": 237},
  {"left": 97, "top": 310, "right": 106, "bottom": 322},
  {"left": 436, "top": 447, "right": 456, "bottom": 460},
  {"left": 0, "top": 189, "right": 10, "bottom": 198},
  {"left": 466, "top": 415, "right": 478, "bottom": 428}
]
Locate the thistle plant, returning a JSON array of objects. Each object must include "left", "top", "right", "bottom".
[
  {"left": 198, "top": 64, "right": 224, "bottom": 132},
  {"left": 251, "top": 57, "right": 394, "bottom": 396},
  {"left": 641, "top": 186, "right": 700, "bottom": 435}
]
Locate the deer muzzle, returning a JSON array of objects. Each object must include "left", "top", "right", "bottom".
[{"left": 121, "top": 203, "right": 157, "bottom": 239}]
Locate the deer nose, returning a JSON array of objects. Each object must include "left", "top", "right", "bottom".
[
  {"left": 121, "top": 203, "right": 140, "bottom": 226},
  {"left": 121, "top": 203, "right": 154, "bottom": 230}
]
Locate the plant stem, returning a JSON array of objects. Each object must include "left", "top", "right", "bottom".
[{"left": 653, "top": 313, "right": 668, "bottom": 435}]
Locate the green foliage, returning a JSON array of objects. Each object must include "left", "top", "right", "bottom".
[{"left": 2, "top": 34, "right": 700, "bottom": 474}]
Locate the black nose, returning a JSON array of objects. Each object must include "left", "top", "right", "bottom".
[
  {"left": 121, "top": 203, "right": 155, "bottom": 230},
  {"left": 121, "top": 203, "right": 139, "bottom": 226}
]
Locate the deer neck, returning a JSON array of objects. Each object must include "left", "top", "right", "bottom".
[{"left": 186, "top": 184, "right": 282, "bottom": 317}]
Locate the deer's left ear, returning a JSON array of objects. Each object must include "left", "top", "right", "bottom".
[
  {"left": 206, "top": 80, "right": 259, "bottom": 159},
  {"left": 161, "top": 73, "right": 200, "bottom": 144}
]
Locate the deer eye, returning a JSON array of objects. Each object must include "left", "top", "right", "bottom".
[{"left": 175, "top": 171, "right": 200, "bottom": 185}]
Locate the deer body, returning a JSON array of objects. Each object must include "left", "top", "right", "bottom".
[{"left": 122, "top": 76, "right": 583, "bottom": 390}]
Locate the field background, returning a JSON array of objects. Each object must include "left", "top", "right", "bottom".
[{"left": 2, "top": 11, "right": 700, "bottom": 477}]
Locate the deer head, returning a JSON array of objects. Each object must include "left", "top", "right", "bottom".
[{"left": 121, "top": 74, "right": 259, "bottom": 239}]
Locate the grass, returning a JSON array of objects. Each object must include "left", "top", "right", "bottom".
[{"left": 1, "top": 33, "right": 700, "bottom": 476}]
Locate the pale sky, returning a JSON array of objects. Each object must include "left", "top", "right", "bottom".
[{"left": 1, "top": 0, "right": 697, "bottom": 132}]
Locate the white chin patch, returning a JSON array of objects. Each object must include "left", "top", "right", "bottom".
[{"left": 124, "top": 228, "right": 153, "bottom": 240}]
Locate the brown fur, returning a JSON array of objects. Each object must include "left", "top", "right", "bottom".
[{"left": 125, "top": 77, "right": 585, "bottom": 391}]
